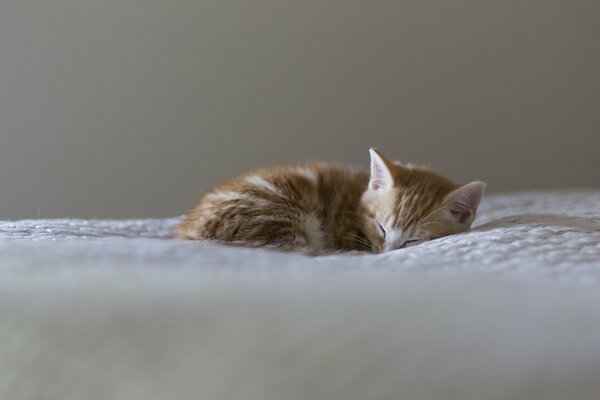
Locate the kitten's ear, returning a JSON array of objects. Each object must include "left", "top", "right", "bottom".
[
  {"left": 444, "top": 181, "right": 487, "bottom": 225},
  {"left": 369, "top": 148, "right": 395, "bottom": 190}
]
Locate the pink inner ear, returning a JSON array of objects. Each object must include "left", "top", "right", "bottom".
[
  {"left": 449, "top": 206, "right": 471, "bottom": 223},
  {"left": 445, "top": 181, "right": 486, "bottom": 223},
  {"left": 369, "top": 149, "right": 394, "bottom": 190},
  {"left": 369, "top": 163, "right": 390, "bottom": 190}
]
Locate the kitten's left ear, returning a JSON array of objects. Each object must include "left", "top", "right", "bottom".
[
  {"left": 444, "top": 181, "right": 487, "bottom": 225},
  {"left": 368, "top": 148, "right": 396, "bottom": 190}
]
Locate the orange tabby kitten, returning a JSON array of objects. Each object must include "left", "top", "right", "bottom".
[{"left": 176, "top": 149, "right": 486, "bottom": 254}]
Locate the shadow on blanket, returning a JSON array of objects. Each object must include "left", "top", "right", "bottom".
[{"left": 475, "top": 214, "right": 600, "bottom": 233}]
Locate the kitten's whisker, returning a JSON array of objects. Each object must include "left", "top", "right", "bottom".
[
  {"left": 357, "top": 239, "right": 373, "bottom": 248},
  {"left": 342, "top": 233, "right": 373, "bottom": 250},
  {"left": 348, "top": 235, "right": 371, "bottom": 246}
]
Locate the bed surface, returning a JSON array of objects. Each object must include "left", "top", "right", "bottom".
[{"left": 1, "top": 189, "right": 600, "bottom": 399}]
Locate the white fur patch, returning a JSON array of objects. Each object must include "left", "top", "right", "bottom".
[
  {"left": 295, "top": 168, "right": 318, "bottom": 186},
  {"left": 302, "top": 214, "right": 324, "bottom": 250},
  {"left": 204, "top": 191, "right": 250, "bottom": 202},
  {"left": 204, "top": 191, "right": 268, "bottom": 206},
  {"left": 246, "top": 175, "right": 282, "bottom": 195}
]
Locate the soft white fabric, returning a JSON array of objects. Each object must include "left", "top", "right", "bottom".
[{"left": 1, "top": 190, "right": 600, "bottom": 399}]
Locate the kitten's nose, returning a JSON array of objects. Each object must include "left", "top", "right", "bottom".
[
  {"left": 383, "top": 241, "right": 402, "bottom": 252},
  {"left": 383, "top": 230, "right": 404, "bottom": 252}
]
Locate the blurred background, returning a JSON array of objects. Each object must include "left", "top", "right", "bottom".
[{"left": 1, "top": 0, "right": 598, "bottom": 219}]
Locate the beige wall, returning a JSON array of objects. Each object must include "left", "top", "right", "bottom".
[{"left": 1, "top": 0, "right": 599, "bottom": 219}]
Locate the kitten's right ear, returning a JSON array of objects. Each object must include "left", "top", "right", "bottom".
[
  {"left": 444, "top": 181, "right": 487, "bottom": 225},
  {"left": 369, "top": 148, "right": 395, "bottom": 190}
]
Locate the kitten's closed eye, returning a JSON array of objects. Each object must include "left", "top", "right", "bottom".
[
  {"left": 402, "top": 239, "right": 423, "bottom": 248},
  {"left": 377, "top": 223, "right": 386, "bottom": 238}
]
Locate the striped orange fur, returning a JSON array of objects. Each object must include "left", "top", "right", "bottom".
[{"left": 176, "top": 149, "right": 486, "bottom": 254}]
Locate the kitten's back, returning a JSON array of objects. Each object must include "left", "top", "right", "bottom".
[{"left": 176, "top": 163, "right": 368, "bottom": 253}]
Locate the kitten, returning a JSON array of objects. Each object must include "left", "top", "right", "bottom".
[{"left": 176, "top": 149, "right": 486, "bottom": 254}]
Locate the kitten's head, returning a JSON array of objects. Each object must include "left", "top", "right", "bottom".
[{"left": 360, "top": 148, "right": 486, "bottom": 253}]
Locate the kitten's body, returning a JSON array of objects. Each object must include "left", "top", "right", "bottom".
[
  {"left": 176, "top": 149, "right": 486, "bottom": 254},
  {"left": 176, "top": 163, "right": 370, "bottom": 253}
]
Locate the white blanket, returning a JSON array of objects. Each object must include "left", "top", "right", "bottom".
[{"left": 1, "top": 190, "right": 600, "bottom": 399}]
